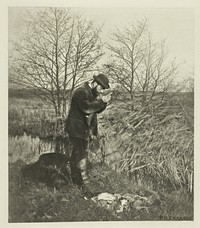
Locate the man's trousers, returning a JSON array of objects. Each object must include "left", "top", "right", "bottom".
[{"left": 69, "top": 137, "right": 89, "bottom": 186}]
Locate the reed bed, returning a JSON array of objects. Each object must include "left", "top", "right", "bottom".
[{"left": 100, "top": 98, "right": 194, "bottom": 192}]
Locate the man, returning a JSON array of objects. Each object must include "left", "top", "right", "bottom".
[{"left": 66, "top": 74, "right": 111, "bottom": 195}]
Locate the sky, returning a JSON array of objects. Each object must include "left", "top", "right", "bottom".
[{"left": 8, "top": 7, "right": 194, "bottom": 80}]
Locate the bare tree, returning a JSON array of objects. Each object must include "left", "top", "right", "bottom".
[
  {"left": 105, "top": 19, "right": 148, "bottom": 101},
  {"left": 137, "top": 37, "right": 178, "bottom": 105},
  {"left": 104, "top": 19, "right": 178, "bottom": 108},
  {"left": 9, "top": 7, "right": 104, "bottom": 117}
]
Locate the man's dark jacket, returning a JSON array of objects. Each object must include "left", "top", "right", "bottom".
[{"left": 66, "top": 82, "right": 107, "bottom": 140}]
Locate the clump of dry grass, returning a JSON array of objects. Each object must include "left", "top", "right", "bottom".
[{"left": 99, "top": 97, "right": 194, "bottom": 193}]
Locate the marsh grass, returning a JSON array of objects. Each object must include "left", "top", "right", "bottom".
[
  {"left": 98, "top": 95, "right": 194, "bottom": 193},
  {"left": 9, "top": 135, "right": 54, "bottom": 163}
]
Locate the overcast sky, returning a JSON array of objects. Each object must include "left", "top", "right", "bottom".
[{"left": 8, "top": 7, "right": 194, "bottom": 80}]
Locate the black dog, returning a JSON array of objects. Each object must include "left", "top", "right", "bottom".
[
  {"left": 38, "top": 152, "right": 70, "bottom": 179},
  {"left": 50, "top": 172, "right": 69, "bottom": 190},
  {"left": 39, "top": 153, "right": 69, "bottom": 167},
  {"left": 20, "top": 162, "right": 70, "bottom": 189},
  {"left": 20, "top": 161, "right": 55, "bottom": 186},
  {"left": 19, "top": 153, "right": 71, "bottom": 189}
]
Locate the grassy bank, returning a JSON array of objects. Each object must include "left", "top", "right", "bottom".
[{"left": 9, "top": 160, "right": 193, "bottom": 222}]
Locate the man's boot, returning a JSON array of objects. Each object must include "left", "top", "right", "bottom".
[
  {"left": 70, "top": 156, "right": 83, "bottom": 187},
  {"left": 79, "top": 158, "right": 101, "bottom": 197}
]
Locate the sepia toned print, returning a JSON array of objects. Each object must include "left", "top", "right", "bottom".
[{"left": 8, "top": 7, "right": 194, "bottom": 222}]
